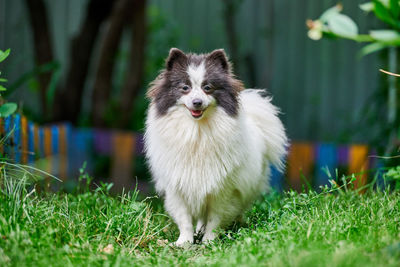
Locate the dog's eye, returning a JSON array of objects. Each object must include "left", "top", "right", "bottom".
[
  {"left": 182, "top": 85, "right": 190, "bottom": 92},
  {"left": 203, "top": 85, "right": 213, "bottom": 93}
]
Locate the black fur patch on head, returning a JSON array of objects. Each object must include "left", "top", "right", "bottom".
[
  {"left": 166, "top": 48, "right": 187, "bottom": 71},
  {"left": 147, "top": 48, "right": 244, "bottom": 117},
  {"left": 206, "top": 49, "right": 229, "bottom": 72},
  {"left": 205, "top": 49, "right": 242, "bottom": 116},
  {"left": 148, "top": 48, "right": 190, "bottom": 116}
]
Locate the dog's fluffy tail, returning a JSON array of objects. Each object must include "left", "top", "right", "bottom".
[{"left": 240, "top": 89, "right": 288, "bottom": 172}]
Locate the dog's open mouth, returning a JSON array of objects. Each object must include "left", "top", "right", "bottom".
[{"left": 190, "top": 109, "right": 203, "bottom": 118}]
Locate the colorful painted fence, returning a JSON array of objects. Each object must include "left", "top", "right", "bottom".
[{"left": 0, "top": 114, "right": 380, "bottom": 192}]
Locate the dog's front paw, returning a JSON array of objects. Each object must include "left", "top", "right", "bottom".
[{"left": 174, "top": 235, "right": 194, "bottom": 247}]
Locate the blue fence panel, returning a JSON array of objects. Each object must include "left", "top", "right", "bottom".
[
  {"left": 315, "top": 143, "right": 337, "bottom": 189},
  {"left": 4, "top": 116, "right": 12, "bottom": 158},
  {"left": 13, "top": 114, "right": 21, "bottom": 163},
  {"left": 38, "top": 127, "right": 45, "bottom": 158},
  {"left": 69, "top": 129, "right": 94, "bottom": 177},
  {"left": 28, "top": 122, "right": 35, "bottom": 163},
  {"left": 270, "top": 165, "right": 284, "bottom": 192}
]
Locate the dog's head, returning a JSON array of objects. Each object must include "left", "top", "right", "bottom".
[{"left": 147, "top": 48, "right": 244, "bottom": 120}]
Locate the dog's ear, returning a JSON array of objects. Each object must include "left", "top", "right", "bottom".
[
  {"left": 207, "top": 49, "right": 229, "bottom": 72},
  {"left": 166, "top": 48, "right": 187, "bottom": 71}
]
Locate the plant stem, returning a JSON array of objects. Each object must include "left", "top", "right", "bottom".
[{"left": 388, "top": 47, "right": 397, "bottom": 124}]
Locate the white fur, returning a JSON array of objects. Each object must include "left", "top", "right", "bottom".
[
  {"left": 144, "top": 89, "right": 287, "bottom": 245},
  {"left": 179, "top": 63, "right": 214, "bottom": 112},
  {"left": 187, "top": 62, "right": 206, "bottom": 87}
]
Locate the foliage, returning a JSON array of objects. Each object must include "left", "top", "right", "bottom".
[
  {"left": 1, "top": 171, "right": 400, "bottom": 266},
  {"left": 307, "top": 1, "right": 400, "bottom": 56},
  {"left": 0, "top": 49, "right": 17, "bottom": 118},
  {"left": 384, "top": 164, "right": 400, "bottom": 189}
]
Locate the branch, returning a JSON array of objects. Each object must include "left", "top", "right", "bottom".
[{"left": 380, "top": 69, "right": 400, "bottom": 77}]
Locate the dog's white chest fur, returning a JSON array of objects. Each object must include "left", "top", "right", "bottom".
[{"left": 146, "top": 104, "right": 246, "bottom": 212}]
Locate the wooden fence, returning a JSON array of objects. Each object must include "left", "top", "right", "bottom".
[{"left": 0, "top": 114, "right": 380, "bottom": 192}]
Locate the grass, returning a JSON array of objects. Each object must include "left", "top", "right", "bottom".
[{"left": 1, "top": 172, "right": 400, "bottom": 267}]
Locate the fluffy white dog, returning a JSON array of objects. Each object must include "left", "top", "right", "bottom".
[{"left": 144, "top": 48, "right": 287, "bottom": 245}]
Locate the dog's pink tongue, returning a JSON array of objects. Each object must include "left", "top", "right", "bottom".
[{"left": 191, "top": 110, "right": 203, "bottom": 117}]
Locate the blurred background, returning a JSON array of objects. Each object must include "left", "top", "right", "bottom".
[{"left": 0, "top": 0, "right": 396, "bottom": 192}]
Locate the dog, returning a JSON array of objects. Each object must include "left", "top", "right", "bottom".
[{"left": 144, "top": 48, "right": 287, "bottom": 245}]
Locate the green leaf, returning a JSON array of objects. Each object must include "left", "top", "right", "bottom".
[
  {"left": 0, "top": 49, "right": 10, "bottom": 63},
  {"left": 46, "top": 66, "right": 62, "bottom": 108},
  {"left": 0, "top": 78, "right": 7, "bottom": 82},
  {"left": 320, "top": 5, "right": 342, "bottom": 22},
  {"left": 379, "top": 0, "right": 390, "bottom": 7},
  {"left": 353, "top": 34, "right": 375, "bottom": 42},
  {"left": 390, "top": 0, "right": 400, "bottom": 17},
  {"left": 27, "top": 78, "right": 40, "bottom": 92},
  {"left": 360, "top": 2, "right": 375, "bottom": 12},
  {"left": 370, "top": 29, "right": 400, "bottom": 44},
  {"left": 0, "top": 103, "right": 17, "bottom": 117},
  {"left": 373, "top": 0, "right": 397, "bottom": 27},
  {"left": 359, "top": 42, "right": 389, "bottom": 57},
  {"left": 0, "top": 85, "right": 6, "bottom": 91},
  {"left": 5, "top": 61, "right": 60, "bottom": 97},
  {"left": 327, "top": 13, "right": 359, "bottom": 39}
]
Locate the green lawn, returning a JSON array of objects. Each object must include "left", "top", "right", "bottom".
[{"left": 1, "top": 176, "right": 400, "bottom": 267}]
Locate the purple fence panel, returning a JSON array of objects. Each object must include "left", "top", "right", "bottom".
[{"left": 94, "top": 130, "right": 112, "bottom": 155}]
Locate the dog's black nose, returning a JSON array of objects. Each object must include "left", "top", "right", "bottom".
[{"left": 192, "top": 99, "right": 203, "bottom": 108}]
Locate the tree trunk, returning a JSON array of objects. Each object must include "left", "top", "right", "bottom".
[
  {"left": 53, "top": 0, "right": 114, "bottom": 123},
  {"left": 91, "top": 0, "right": 137, "bottom": 128},
  {"left": 25, "top": 0, "right": 54, "bottom": 117},
  {"left": 118, "top": 0, "right": 147, "bottom": 128}
]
